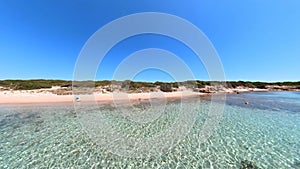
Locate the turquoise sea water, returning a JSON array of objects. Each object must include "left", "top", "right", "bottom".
[{"left": 0, "top": 92, "right": 299, "bottom": 168}]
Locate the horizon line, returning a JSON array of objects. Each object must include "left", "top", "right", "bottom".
[{"left": 0, "top": 78, "right": 299, "bottom": 83}]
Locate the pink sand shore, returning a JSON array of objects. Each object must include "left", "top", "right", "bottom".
[
  {"left": 0, "top": 91, "right": 205, "bottom": 105},
  {"left": 0, "top": 87, "right": 271, "bottom": 105}
]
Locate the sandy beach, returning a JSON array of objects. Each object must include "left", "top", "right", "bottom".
[
  {"left": 0, "top": 90, "right": 207, "bottom": 104},
  {"left": 0, "top": 87, "right": 271, "bottom": 105}
]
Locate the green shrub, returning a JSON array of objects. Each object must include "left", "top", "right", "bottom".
[
  {"left": 196, "top": 81, "right": 206, "bottom": 88},
  {"left": 160, "top": 83, "right": 172, "bottom": 92}
]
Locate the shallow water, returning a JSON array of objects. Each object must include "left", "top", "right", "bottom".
[{"left": 0, "top": 92, "right": 299, "bottom": 168}]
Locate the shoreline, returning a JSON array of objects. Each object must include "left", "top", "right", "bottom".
[
  {"left": 0, "top": 91, "right": 208, "bottom": 105},
  {"left": 0, "top": 88, "right": 289, "bottom": 105},
  {"left": 1, "top": 80, "right": 299, "bottom": 105}
]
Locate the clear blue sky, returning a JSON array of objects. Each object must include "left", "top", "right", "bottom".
[{"left": 0, "top": 1, "right": 299, "bottom": 82}]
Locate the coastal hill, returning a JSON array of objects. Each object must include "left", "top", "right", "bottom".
[{"left": 0, "top": 79, "right": 299, "bottom": 95}]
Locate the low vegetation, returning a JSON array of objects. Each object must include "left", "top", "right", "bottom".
[
  {"left": 0, "top": 79, "right": 299, "bottom": 91},
  {"left": 0, "top": 79, "right": 71, "bottom": 90}
]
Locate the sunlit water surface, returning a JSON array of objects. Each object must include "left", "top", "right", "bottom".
[{"left": 0, "top": 92, "right": 299, "bottom": 168}]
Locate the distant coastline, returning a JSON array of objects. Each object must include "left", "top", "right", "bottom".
[{"left": 0, "top": 79, "right": 299, "bottom": 104}]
